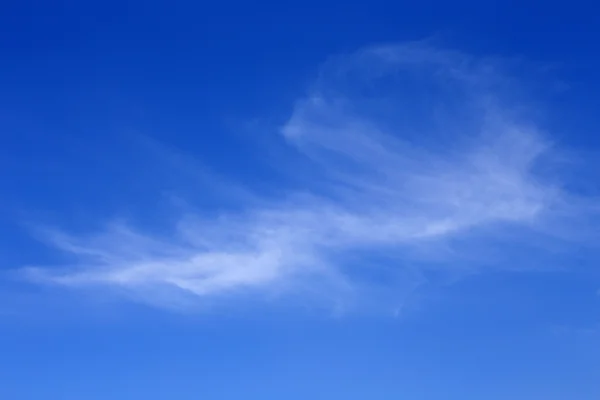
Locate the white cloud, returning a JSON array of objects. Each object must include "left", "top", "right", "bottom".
[{"left": 19, "top": 43, "right": 581, "bottom": 311}]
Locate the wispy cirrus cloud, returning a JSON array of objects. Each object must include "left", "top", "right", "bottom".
[{"left": 18, "top": 42, "right": 593, "bottom": 311}]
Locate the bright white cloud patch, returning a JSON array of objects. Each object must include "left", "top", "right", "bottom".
[{"left": 21, "top": 43, "right": 578, "bottom": 310}]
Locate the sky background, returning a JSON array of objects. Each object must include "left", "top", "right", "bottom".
[{"left": 1, "top": 1, "right": 600, "bottom": 399}]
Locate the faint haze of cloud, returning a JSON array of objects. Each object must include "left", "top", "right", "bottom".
[{"left": 18, "top": 42, "right": 588, "bottom": 311}]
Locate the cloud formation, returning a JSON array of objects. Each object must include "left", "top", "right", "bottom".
[{"left": 20, "top": 42, "right": 583, "bottom": 310}]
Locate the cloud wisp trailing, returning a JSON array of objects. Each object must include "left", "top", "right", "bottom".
[{"left": 19, "top": 42, "right": 587, "bottom": 311}]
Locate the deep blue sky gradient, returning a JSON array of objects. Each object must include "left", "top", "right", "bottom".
[{"left": 1, "top": 1, "right": 600, "bottom": 399}]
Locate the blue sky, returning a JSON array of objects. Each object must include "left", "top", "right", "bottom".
[{"left": 2, "top": 1, "right": 600, "bottom": 399}]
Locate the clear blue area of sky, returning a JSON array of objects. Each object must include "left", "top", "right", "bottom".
[{"left": 1, "top": 1, "right": 599, "bottom": 399}]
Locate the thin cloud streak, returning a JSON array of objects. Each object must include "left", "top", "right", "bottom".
[{"left": 19, "top": 43, "right": 587, "bottom": 310}]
